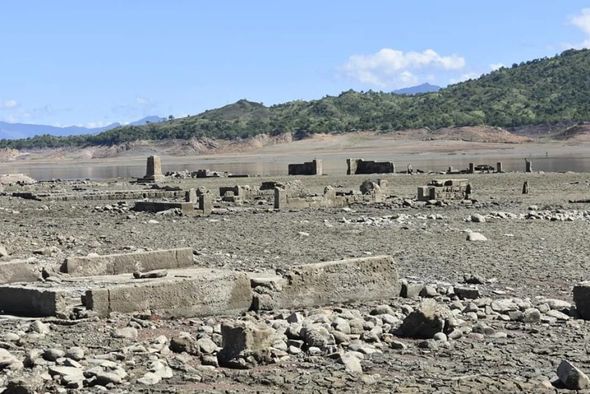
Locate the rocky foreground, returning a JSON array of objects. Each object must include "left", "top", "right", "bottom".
[{"left": 0, "top": 172, "right": 589, "bottom": 393}]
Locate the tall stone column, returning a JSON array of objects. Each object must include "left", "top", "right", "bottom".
[{"left": 143, "top": 155, "right": 164, "bottom": 182}]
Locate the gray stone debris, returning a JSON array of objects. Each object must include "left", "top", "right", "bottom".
[
  {"left": 396, "top": 299, "right": 452, "bottom": 339},
  {"left": 218, "top": 321, "right": 276, "bottom": 368},
  {"left": 0, "top": 349, "right": 22, "bottom": 371},
  {"left": 466, "top": 231, "right": 488, "bottom": 241},
  {"left": 337, "top": 352, "right": 363, "bottom": 374},
  {"left": 557, "top": 360, "right": 590, "bottom": 390}
]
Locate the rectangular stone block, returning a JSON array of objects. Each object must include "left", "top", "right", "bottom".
[
  {"left": 134, "top": 201, "right": 194, "bottom": 214},
  {"left": 273, "top": 255, "right": 399, "bottom": 309},
  {"left": 65, "top": 248, "right": 194, "bottom": 277},
  {"left": 0, "top": 260, "right": 40, "bottom": 283},
  {"left": 0, "top": 287, "right": 68, "bottom": 317},
  {"left": 85, "top": 268, "right": 252, "bottom": 318}
]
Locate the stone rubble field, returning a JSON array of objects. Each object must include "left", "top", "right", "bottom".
[{"left": 0, "top": 172, "right": 590, "bottom": 393}]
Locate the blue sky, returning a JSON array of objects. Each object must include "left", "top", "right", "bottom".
[{"left": 1, "top": 1, "right": 589, "bottom": 127}]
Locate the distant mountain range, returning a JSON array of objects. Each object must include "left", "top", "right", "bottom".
[
  {"left": 0, "top": 116, "right": 164, "bottom": 140},
  {"left": 393, "top": 83, "right": 441, "bottom": 95}
]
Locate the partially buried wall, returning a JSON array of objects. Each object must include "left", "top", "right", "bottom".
[
  {"left": 347, "top": 159, "right": 395, "bottom": 175},
  {"left": 133, "top": 189, "right": 212, "bottom": 216},
  {"left": 250, "top": 255, "right": 399, "bottom": 311},
  {"left": 274, "top": 179, "right": 388, "bottom": 209},
  {"left": 417, "top": 179, "right": 470, "bottom": 201},
  {"left": 0, "top": 251, "right": 400, "bottom": 318},
  {"left": 288, "top": 159, "right": 323, "bottom": 176}
]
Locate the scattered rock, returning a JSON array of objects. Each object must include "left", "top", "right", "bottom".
[
  {"left": 338, "top": 352, "right": 363, "bottom": 374},
  {"left": 396, "top": 299, "right": 451, "bottom": 339},
  {"left": 557, "top": 360, "right": 590, "bottom": 390},
  {"left": 466, "top": 232, "right": 488, "bottom": 241}
]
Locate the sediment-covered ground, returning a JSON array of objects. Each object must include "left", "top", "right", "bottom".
[{"left": 0, "top": 172, "right": 590, "bottom": 393}]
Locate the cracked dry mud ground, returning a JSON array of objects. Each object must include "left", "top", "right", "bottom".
[{"left": 0, "top": 171, "right": 590, "bottom": 393}]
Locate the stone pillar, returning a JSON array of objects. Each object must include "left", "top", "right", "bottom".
[
  {"left": 525, "top": 159, "right": 532, "bottom": 173},
  {"left": 346, "top": 159, "right": 357, "bottom": 175},
  {"left": 522, "top": 181, "right": 529, "bottom": 194},
  {"left": 496, "top": 162, "right": 503, "bottom": 173},
  {"left": 144, "top": 155, "right": 164, "bottom": 182},
  {"left": 198, "top": 193, "right": 212, "bottom": 215},
  {"left": 313, "top": 159, "right": 323, "bottom": 176},
  {"left": 468, "top": 163, "right": 475, "bottom": 174},
  {"left": 185, "top": 188, "right": 197, "bottom": 203},
  {"left": 274, "top": 188, "right": 286, "bottom": 209},
  {"left": 391, "top": 163, "right": 396, "bottom": 174}
]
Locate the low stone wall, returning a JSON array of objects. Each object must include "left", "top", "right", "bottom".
[
  {"left": 0, "top": 250, "right": 399, "bottom": 318},
  {"left": 417, "top": 179, "right": 470, "bottom": 201},
  {"left": 64, "top": 248, "right": 194, "bottom": 277},
  {"left": 12, "top": 189, "right": 184, "bottom": 202},
  {"left": 133, "top": 201, "right": 195, "bottom": 214},
  {"left": 0, "top": 287, "right": 68, "bottom": 317},
  {"left": 288, "top": 160, "right": 323, "bottom": 176},
  {"left": 85, "top": 269, "right": 252, "bottom": 318},
  {"left": 274, "top": 180, "right": 387, "bottom": 209},
  {"left": 133, "top": 192, "right": 212, "bottom": 216},
  {"left": 347, "top": 159, "right": 394, "bottom": 175},
  {"left": 219, "top": 185, "right": 256, "bottom": 202},
  {"left": 251, "top": 255, "right": 399, "bottom": 310}
]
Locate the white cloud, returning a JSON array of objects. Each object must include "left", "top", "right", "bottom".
[
  {"left": 449, "top": 72, "right": 480, "bottom": 84},
  {"left": 567, "top": 8, "right": 590, "bottom": 49},
  {"left": 489, "top": 63, "right": 505, "bottom": 71},
  {"left": 342, "top": 48, "right": 465, "bottom": 88},
  {"left": 0, "top": 99, "right": 18, "bottom": 110},
  {"left": 571, "top": 8, "right": 590, "bottom": 35}
]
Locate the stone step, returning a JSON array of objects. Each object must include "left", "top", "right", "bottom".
[
  {"left": 64, "top": 248, "right": 194, "bottom": 277},
  {"left": 85, "top": 268, "right": 252, "bottom": 318}
]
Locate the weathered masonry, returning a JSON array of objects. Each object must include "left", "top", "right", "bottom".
[
  {"left": 133, "top": 188, "right": 213, "bottom": 216},
  {"left": 10, "top": 189, "right": 185, "bottom": 202},
  {"left": 219, "top": 185, "right": 255, "bottom": 203},
  {"left": 0, "top": 249, "right": 400, "bottom": 318},
  {"left": 138, "top": 155, "right": 165, "bottom": 183},
  {"left": 417, "top": 179, "right": 470, "bottom": 201},
  {"left": 347, "top": 159, "right": 395, "bottom": 175},
  {"left": 288, "top": 159, "right": 323, "bottom": 176},
  {"left": 251, "top": 255, "right": 399, "bottom": 311},
  {"left": 274, "top": 180, "right": 388, "bottom": 209}
]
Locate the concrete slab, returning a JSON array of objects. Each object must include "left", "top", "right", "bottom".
[
  {"left": 64, "top": 248, "right": 194, "bottom": 277},
  {"left": 0, "top": 260, "right": 41, "bottom": 283},
  {"left": 0, "top": 267, "right": 252, "bottom": 318},
  {"left": 0, "top": 286, "right": 70, "bottom": 317},
  {"left": 85, "top": 268, "right": 252, "bottom": 318},
  {"left": 251, "top": 255, "right": 399, "bottom": 310},
  {"left": 134, "top": 201, "right": 194, "bottom": 214}
]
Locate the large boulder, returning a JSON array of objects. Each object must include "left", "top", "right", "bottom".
[
  {"left": 360, "top": 180, "right": 381, "bottom": 195},
  {"left": 217, "top": 321, "right": 276, "bottom": 368},
  {"left": 396, "top": 299, "right": 452, "bottom": 339}
]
